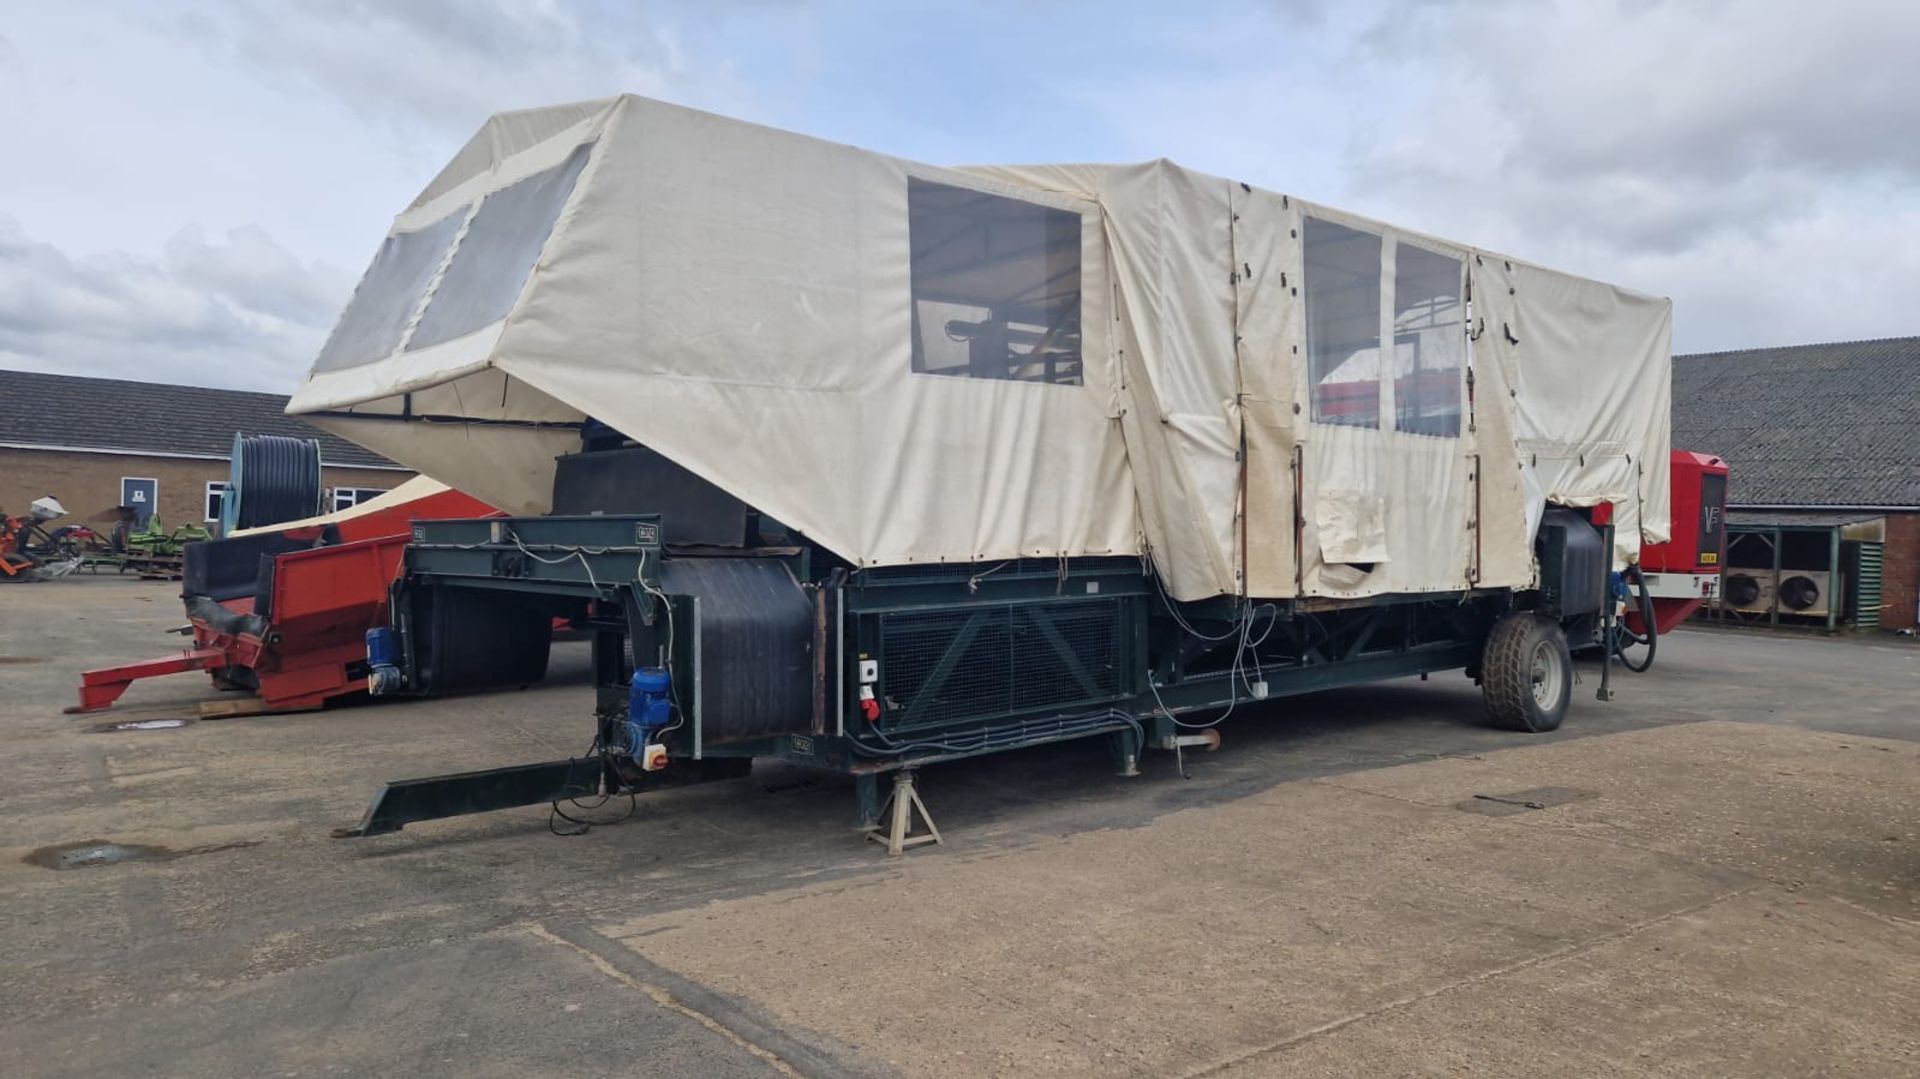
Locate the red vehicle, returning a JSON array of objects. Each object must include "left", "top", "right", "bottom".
[
  {"left": 1590, "top": 450, "right": 1728, "bottom": 672},
  {"left": 1628, "top": 450, "right": 1729, "bottom": 635},
  {"left": 68, "top": 481, "right": 501, "bottom": 716}
]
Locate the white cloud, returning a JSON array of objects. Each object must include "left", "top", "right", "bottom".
[
  {"left": 166, "top": 0, "right": 753, "bottom": 140},
  {"left": 1337, "top": 0, "right": 1920, "bottom": 349},
  {"left": 1054, "top": 0, "right": 1919, "bottom": 352},
  {"left": 0, "top": 1, "right": 750, "bottom": 392},
  {"left": 0, "top": 0, "right": 1914, "bottom": 393},
  {"left": 0, "top": 214, "right": 350, "bottom": 391}
]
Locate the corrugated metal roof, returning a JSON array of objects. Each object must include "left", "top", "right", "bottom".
[
  {"left": 1727, "top": 510, "right": 1886, "bottom": 528},
  {"left": 0, "top": 369, "right": 399, "bottom": 470},
  {"left": 1672, "top": 336, "right": 1920, "bottom": 508}
]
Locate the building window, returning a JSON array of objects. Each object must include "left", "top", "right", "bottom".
[
  {"left": 1304, "top": 217, "right": 1383, "bottom": 428},
  {"left": 908, "top": 178, "right": 1083, "bottom": 385},
  {"left": 330, "top": 487, "right": 388, "bottom": 512},
  {"left": 1391, "top": 244, "right": 1465, "bottom": 438},
  {"left": 204, "top": 481, "right": 228, "bottom": 522}
]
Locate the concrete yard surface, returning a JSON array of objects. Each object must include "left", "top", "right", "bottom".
[{"left": 0, "top": 577, "right": 1915, "bottom": 1077}]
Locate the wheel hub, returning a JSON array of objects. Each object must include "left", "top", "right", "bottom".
[{"left": 1529, "top": 641, "right": 1563, "bottom": 708}]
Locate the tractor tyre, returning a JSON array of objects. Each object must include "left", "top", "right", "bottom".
[{"left": 1481, "top": 613, "right": 1572, "bottom": 733}]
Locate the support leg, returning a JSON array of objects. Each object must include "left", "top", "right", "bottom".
[
  {"left": 1109, "top": 726, "right": 1141, "bottom": 777},
  {"left": 865, "top": 770, "right": 940, "bottom": 856},
  {"left": 853, "top": 772, "right": 881, "bottom": 832}
]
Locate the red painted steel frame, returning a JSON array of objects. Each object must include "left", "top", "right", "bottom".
[
  {"left": 66, "top": 487, "right": 501, "bottom": 716},
  {"left": 248, "top": 533, "right": 413, "bottom": 710},
  {"left": 65, "top": 534, "right": 408, "bottom": 715},
  {"left": 68, "top": 648, "right": 232, "bottom": 713}
]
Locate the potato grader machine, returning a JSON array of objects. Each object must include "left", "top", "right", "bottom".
[{"left": 280, "top": 96, "right": 1682, "bottom": 844}]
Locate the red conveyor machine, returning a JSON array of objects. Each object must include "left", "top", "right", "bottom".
[{"left": 67, "top": 485, "right": 498, "bottom": 717}]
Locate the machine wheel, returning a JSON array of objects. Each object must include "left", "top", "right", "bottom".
[{"left": 1482, "top": 614, "right": 1571, "bottom": 733}]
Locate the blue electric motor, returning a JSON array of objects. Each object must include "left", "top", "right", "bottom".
[
  {"left": 625, "top": 667, "right": 674, "bottom": 754},
  {"left": 365, "top": 627, "right": 402, "bottom": 695}
]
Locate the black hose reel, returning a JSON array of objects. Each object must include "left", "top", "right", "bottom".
[{"left": 222, "top": 434, "right": 325, "bottom": 533}]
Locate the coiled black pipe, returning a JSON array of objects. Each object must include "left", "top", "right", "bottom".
[{"left": 225, "top": 434, "right": 324, "bottom": 531}]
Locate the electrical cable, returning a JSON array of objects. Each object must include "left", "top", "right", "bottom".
[
  {"left": 966, "top": 560, "right": 1012, "bottom": 594},
  {"left": 633, "top": 553, "right": 684, "bottom": 734},
  {"left": 549, "top": 790, "right": 637, "bottom": 836},
  {"left": 508, "top": 531, "right": 609, "bottom": 597},
  {"left": 844, "top": 706, "right": 1142, "bottom": 759},
  {"left": 1161, "top": 589, "right": 1279, "bottom": 730},
  {"left": 547, "top": 733, "right": 637, "bottom": 836}
]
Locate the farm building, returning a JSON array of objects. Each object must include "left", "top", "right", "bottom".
[
  {"left": 0, "top": 370, "right": 412, "bottom": 530},
  {"left": 1672, "top": 336, "right": 1920, "bottom": 631}
]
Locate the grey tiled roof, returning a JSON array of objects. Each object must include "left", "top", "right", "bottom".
[
  {"left": 0, "top": 369, "right": 400, "bottom": 470},
  {"left": 1726, "top": 510, "right": 1885, "bottom": 528},
  {"left": 1672, "top": 337, "right": 1920, "bottom": 508}
]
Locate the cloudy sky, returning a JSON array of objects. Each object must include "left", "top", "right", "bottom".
[{"left": 2, "top": 0, "right": 1915, "bottom": 392}]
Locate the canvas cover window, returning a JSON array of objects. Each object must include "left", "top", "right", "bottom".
[
  {"left": 409, "top": 143, "right": 593, "bottom": 350},
  {"left": 312, "top": 212, "right": 464, "bottom": 372},
  {"left": 1391, "top": 244, "right": 1464, "bottom": 438},
  {"left": 908, "top": 178, "right": 1082, "bottom": 385},
  {"left": 1304, "top": 218, "right": 1382, "bottom": 427}
]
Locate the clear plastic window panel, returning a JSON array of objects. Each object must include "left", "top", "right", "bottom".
[
  {"left": 1304, "top": 218, "right": 1383, "bottom": 427},
  {"left": 311, "top": 212, "right": 464, "bottom": 372},
  {"left": 408, "top": 143, "right": 593, "bottom": 351},
  {"left": 908, "top": 178, "right": 1083, "bottom": 385},
  {"left": 1391, "top": 244, "right": 1464, "bottom": 437}
]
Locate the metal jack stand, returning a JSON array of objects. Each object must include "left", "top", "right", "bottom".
[{"left": 866, "top": 770, "right": 941, "bottom": 856}]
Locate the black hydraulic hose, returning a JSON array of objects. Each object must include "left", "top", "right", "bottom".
[{"left": 1613, "top": 567, "right": 1657, "bottom": 673}]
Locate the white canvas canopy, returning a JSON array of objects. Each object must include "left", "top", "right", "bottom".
[{"left": 287, "top": 94, "right": 1670, "bottom": 603}]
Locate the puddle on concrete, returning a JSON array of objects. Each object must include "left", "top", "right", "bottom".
[
  {"left": 83, "top": 717, "right": 194, "bottom": 733},
  {"left": 0, "top": 656, "right": 47, "bottom": 665},
  {"left": 23, "top": 838, "right": 260, "bottom": 871},
  {"left": 1456, "top": 786, "right": 1598, "bottom": 817}
]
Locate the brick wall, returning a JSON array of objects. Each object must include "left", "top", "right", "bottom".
[
  {"left": 1879, "top": 512, "right": 1920, "bottom": 631},
  {"left": 0, "top": 448, "right": 409, "bottom": 532}
]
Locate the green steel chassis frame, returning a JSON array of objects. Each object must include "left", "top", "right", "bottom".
[{"left": 341, "top": 514, "right": 1600, "bottom": 837}]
